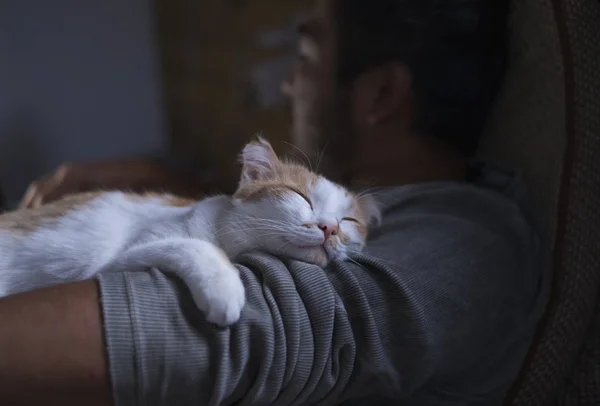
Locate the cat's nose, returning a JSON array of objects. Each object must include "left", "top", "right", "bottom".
[{"left": 318, "top": 222, "right": 338, "bottom": 240}]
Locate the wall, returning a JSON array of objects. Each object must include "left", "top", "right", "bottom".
[
  {"left": 156, "top": 0, "right": 309, "bottom": 187},
  {"left": 0, "top": 0, "right": 168, "bottom": 205}
]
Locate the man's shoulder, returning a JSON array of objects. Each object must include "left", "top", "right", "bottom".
[
  {"left": 360, "top": 182, "right": 549, "bottom": 400},
  {"left": 366, "top": 180, "right": 547, "bottom": 325},
  {"left": 370, "top": 181, "right": 538, "bottom": 258}
]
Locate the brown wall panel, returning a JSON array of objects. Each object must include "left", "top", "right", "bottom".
[{"left": 156, "top": 0, "right": 308, "bottom": 184}]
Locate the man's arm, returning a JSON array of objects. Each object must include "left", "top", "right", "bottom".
[
  {"left": 0, "top": 206, "right": 544, "bottom": 406},
  {"left": 0, "top": 280, "right": 112, "bottom": 406},
  {"left": 97, "top": 254, "right": 437, "bottom": 406},
  {"left": 0, "top": 256, "right": 427, "bottom": 406},
  {"left": 19, "top": 157, "right": 217, "bottom": 209}
]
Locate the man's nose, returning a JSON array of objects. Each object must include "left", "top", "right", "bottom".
[{"left": 281, "top": 72, "right": 294, "bottom": 97}]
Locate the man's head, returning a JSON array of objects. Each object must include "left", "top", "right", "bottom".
[{"left": 282, "top": 0, "right": 509, "bottom": 183}]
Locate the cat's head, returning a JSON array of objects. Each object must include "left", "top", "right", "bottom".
[{"left": 230, "top": 136, "right": 381, "bottom": 267}]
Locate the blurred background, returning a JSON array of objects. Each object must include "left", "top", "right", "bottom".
[{"left": 0, "top": 0, "right": 308, "bottom": 207}]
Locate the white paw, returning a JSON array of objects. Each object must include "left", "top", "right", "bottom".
[{"left": 189, "top": 263, "right": 246, "bottom": 327}]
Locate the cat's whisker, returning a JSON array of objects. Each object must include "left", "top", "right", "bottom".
[
  {"left": 220, "top": 221, "right": 293, "bottom": 232},
  {"left": 347, "top": 257, "right": 370, "bottom": 273},
  {"left": 315, "top": 142, "right": 329, "bottom": 174},
  {"left": 225, "top": 232, "right": 290, "bottom": 251},
  {"left": 216, "top": 227, "right": 288, "bottom": 237},
  {"left": 219, "top": 224, "right": 289, "bottom": 233},
  {"left": 232, "top": 222, "right": 290, "bottom": 231},
  {"left": 276, "top": 240, "right": 295, "bottom": 253},
  {"left": 355, "top": 187, "right": 381, "bottom": 199},
  {"left": 282, "top": 141, "right": 313, "bottom": 171},
  {"left": 191, "top": 218, "right": 213, "bottom": 229},
  {"left": 216, "top": 230, "right": 288, "bottom": 239},
  {"left": 220, "top": 210, "right": 291, "bottom": 226},
  {"left": 347, "top": 250, "right": 398, "bottom": 268},
  {"left": 217, "top": 217, "right": 288, "bottom": 229}
]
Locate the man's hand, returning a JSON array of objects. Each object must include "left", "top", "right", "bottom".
[
  {"left": 0, "top": 280, "right": 113, "bottom": 406},
  {"left": 19, "top": 162, "right": 92, "bottom": 209},
  {"left": 19, "top": 158, "right": 213, "bottom": 209}
]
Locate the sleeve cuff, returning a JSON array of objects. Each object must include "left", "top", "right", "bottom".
[{"left": 97, "top": 271, "right": 139, "bottom": 406}]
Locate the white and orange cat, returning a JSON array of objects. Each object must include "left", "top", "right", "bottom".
[{"left": 0, "top": 137, "right": 380, "bottom": 326}]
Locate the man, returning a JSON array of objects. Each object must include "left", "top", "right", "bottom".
[{"left": 0, "top": 0, "right": 550, "bottom": 405}]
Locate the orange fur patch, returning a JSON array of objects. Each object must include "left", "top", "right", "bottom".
[
  {"left": 349, "top": 195, "right": 373, "bottom": 238},
  {"left": 164, "top": 195, "right": 197, "bottom": 207},
  {"left": 0, "top": 191, "right": 103, "bottom": 234},
  {"left": 234, "top": 160, "right": 318, "bottom": 202},
  {"left": 330, "top": 184, "right": 374, "bottom": 236}
]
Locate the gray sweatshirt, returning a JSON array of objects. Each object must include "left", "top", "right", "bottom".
[{"left": 98, "top": 163, "right": 550, "bottom": 406}]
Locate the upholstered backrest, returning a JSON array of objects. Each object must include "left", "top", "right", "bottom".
[
  {"left": 479, "top": 0, "right": 600, "bottom": 404},
  {"left": 478, "top": 0, "right": 566, "bottom": 248}
]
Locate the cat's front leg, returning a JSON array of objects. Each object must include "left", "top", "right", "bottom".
[{"left": 104, "top": 238, "right": 245, "bottom": 326}]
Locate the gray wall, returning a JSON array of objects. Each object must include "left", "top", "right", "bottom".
[{"left": 0, "top": 0, "right": 168, "bottom": 205}]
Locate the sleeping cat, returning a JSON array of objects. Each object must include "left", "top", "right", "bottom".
[{"left": 0, "top": 137, "right": 380, "bottom": 326}]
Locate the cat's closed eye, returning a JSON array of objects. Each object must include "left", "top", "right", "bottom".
[
  {"left": 342, "top": 217, "right": 360, "bottom": 224},
  {"left": 287, "top": 187, "right": 313, "bottom": 209}
]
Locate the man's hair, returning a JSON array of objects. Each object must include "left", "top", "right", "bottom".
[{"left": 335, "top": 0, "right": 509, "bottom": 157}]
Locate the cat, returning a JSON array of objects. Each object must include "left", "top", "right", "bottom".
[{"left": 0, "top": 137, "right": 380, "bottom": 326}]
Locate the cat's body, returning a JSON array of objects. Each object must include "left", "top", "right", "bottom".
[
  {"left": 0, "top": 191, "right": 247, "bottom": 325},
  {"left": 0, "top": 138, "right": 379, "bottom": 326}
]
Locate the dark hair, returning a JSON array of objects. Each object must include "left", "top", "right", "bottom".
[{"left": 335, "top": 0, "right": 509, "bottom": 157}]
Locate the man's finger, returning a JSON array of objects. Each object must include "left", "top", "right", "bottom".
[
  {"left": 19, "top": 183, "right": 41, "bottom": 210},
  {"left": 19, "top": 174, "right": 63, "bottom": 209},
  {"left": 31, "top": 195, "right": 44, "bottom": 209}
]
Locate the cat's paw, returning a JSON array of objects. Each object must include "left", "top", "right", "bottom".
[
  {"left": 197, "top": 266, "right": 246, "bottom": 327},
  {"left": 186, "top": 245, "right": 246, "bottom": 327}
]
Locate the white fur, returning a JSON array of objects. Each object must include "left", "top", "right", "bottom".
[
  {"left": 0, "top": 140, "right": 379, "bottom": 327},
  {"left": 222, "top": 177, "right": 369, "bottom": 264}
]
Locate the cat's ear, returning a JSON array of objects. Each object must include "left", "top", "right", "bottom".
[
  {"left": 239, "top": 135, "right": 280, "bottom": 186},
  {"left": 359, "top": 194, "right": 382, "bottom": 227}
]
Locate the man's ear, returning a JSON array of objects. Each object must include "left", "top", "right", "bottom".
[
  {"left": 352, "top": 62, "right": 411, "bottom": 126},
  {"left": 239, "top": 135, "right": 280, "bottom": 186}
]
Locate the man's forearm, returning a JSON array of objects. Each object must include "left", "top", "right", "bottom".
[
  {"left": 89, "top": 157, "right": 211, "bottom": 198},
  {"left": 0, "top": 280, "right": 112, "bottom": 406}
]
